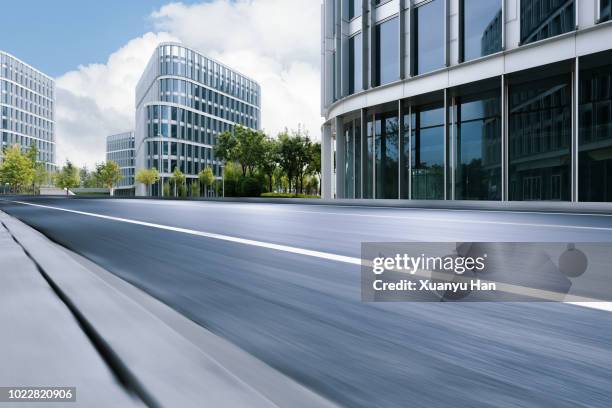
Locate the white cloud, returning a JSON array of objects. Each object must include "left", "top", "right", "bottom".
[
  {"left": 55, "top": 32, "right": 179, "bottom": 168},
  {"left": 56, "top": 0, "right": 322, "bottom": 168}
]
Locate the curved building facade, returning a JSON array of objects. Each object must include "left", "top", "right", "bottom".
[
  {"left": 135, "top": 43, "right": 261, "bottom": 196},
  {"left": 321, "top": 0, "right": 612, "bottom": 202},
  {"left": 0, "top": 51, "right": 55, "bottom": 172}
]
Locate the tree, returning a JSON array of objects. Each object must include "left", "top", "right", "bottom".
[
  {"left": 0, "top": 145, "right": 35, "bottom": 193},
  {"left": 308, "top": 142, "right": 322, "bottom": 196},
  {"left": 135, "top": 168, "right": 160, "bottom": 196},
  {"left": 55, "top": 160, "right": 80, "bottom": 195},
  {"left": 169, "top": 167, "right": 185, "bottom": 198},
  {"left": 190, "top": 180, "right": 200, "bottom": 198},
  {"left": 33, "top": 163, "right": 49, "bottom": 194},
  {"left": 277, "top": 129, "right": 311, "bottom": 194},
  {"left": 259, "top": 137, "right": 279, "bottom": 193},
  {"left": 96, "top": 161, "right": 123, "bottom": 196},
  {"left": 215, "top": 126, "right": 265, "bottom": 177},
  {"left": 198, "top": 166, "right": 215, "bottom": 198}
]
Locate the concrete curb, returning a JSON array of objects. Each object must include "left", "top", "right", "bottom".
[{"left": 0, "top": 211, "right": 338, "bottom": 408}]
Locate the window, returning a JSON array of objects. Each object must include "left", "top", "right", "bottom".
[
  {"left": 454, "top": 91, "right": 502, "bottom": 200},
  {"left": 349, "top": 33, "right": 363, "bottom": 95},
  {"left": 348, "top": 0, "right": 361, "bottom": 19},
  {"left": 602, "top": 0, "right": 612, "bottom": 22},
  {"left": 520, "top": 0, "right": 574, "bottom": 45},
  {"left": 509, "top": 75, "right": 571, "bottom": 201},
  {"left": 375, "top": 17, "right": 399, "bottom": 86},
  {"left": 344, "top": 123, "right": 355, "bottom": 198},
  {"left": 579, "top": 59, "right": 612, "bottom": 202},
  {"left": 461, "top": 0, "right": 502, "bottom": 62},
  {"left": 364, "top": 117, "right": 374, "bottom": 198},
  {"left": 375, "top": 111, "right": 399, "bottom": 199},
  {"left": 411, "top": 104, "right": 445, "bottom": 200},
  {"left": 414, "top": 0, "right": 445, "bottom": 75}
]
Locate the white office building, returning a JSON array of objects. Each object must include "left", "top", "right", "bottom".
[
  {"left": 134, "top": 43, "right": 261, "bottom": 197},
  {"left": 106, "top": 131, "right": 135, "bottom": 195},
  {"left": 0, "top": 51, "right": 55, "bottom": 172}
]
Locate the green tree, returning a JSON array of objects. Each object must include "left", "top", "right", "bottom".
[
  {"left": 190, "top": 180, "right": 200, "bottom": 197},
  {"left": 33, "top": 163, "right": 49, "bottom": 194},
  {"left": 0, "top": 145, "right": 35, "bottom": 193},
  {"left": 135, "top": 168, "right": 160, "bottom": 196},
  {"left": 169, "top": 167, "right": 185, "bottom": 197},
  {"left": 215, "top": 126, "right": 265, "bottom": 176},
  {"left": 307, "top": 142, "right": 321, "bottom": 195},
  {"left": 96, "top": 161, "right": 123, "bottom": 196},
  {"left": 198, "top": 166, "right": 215, "bottom": 198},
  {"left": 55, "top": 160, "right": 80, "bottom": 195},
  {"left": 277, "top": 130, "right": 311, "bottom": 194},
  {"left": 259, "top": 137, "right": 279, "bottom": 193}
]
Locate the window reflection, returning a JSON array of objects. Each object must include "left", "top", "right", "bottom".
[
  {"left": 579, "top": 61, "right": 612, "bottom": 201},
  {"left": 462, "top": 0, "right": 502, "bottom": 61},
  {"left": 375, "top": 112, "right": 399, "bottom": 199},
  {"left": 602, "top": 0, "right": 612, "bottom": 22},
  {"left": 454, "top": 92, "right": 502, "bottom": 200},
  {"left": 412, "top": 104, "right": 445, "bottom": 200},
  {"left": 349, "top": 33, "right": 363, "bottom": 95},
  {"left": 520, "top": 0, "right": 574, "bottom": 45},
  {"left": 509, "top": 75, "right": 571, "bottom": 201},
  {"left": 415, "top": 0, "right": 444, "bottom": 75},
  {"left": 375, "top": 17, "right": 399, "bottom": 86}
]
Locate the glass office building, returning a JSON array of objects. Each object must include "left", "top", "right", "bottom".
[
  {"left": 321, "top": 0, "right": 612, "bottom": 202},
  {"left": 135, "top": 43, "right": 261, "bottom": 197},
  {"left": 106, "top": 131, "right": 135, "bottom": 195},
  {"left": 0, "top": 51, "right": 55, "bottom": 172}
]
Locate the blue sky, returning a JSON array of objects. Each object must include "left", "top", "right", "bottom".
[{"left": 0, "top": 0, "right": 199, "bottom": 77}]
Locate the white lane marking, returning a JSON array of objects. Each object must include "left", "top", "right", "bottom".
[
  {"left": 9, "top": 200, "right": 612, "bottom": 313},
  {"left": 11, "top": 201, "right": 362, "bottom": 266}
]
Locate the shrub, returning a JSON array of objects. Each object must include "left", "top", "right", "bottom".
[{"left": 239, "top": 176, "right": 262, "bottom": 197}]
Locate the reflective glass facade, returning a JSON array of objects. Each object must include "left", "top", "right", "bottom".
[
  {"left": 454, "top": 92, "right": 502, "bottom": 200},
  {"left": 375, "top": 17, "right": 399, "bottom": 86},
  {"left": 323, "top": 1, "right": 612, "bottom": 202},
  {"left": 349, "top": 33, "right": 363, "bottom": 95},
  {"left": 509, "top": 75, "right": 572, "bottom": 201},
  {"left": 0, "top": 51, "right": 55, "bottom": 172},
  {"left": 520, "top": 0, "right": 575, "bottom": 45},
  {"left": 106, "top": 132, "right": 135, "bottom": 190},
  {"left": 411, "top": 104, "right": 444, "bottom": 200},
  {"left": 461, "top": 0, "right": 502, "bottom": 61},
  {"left": 602, "top": 0, "right": 612, "bottom": 23},
  {"left": 135, "top": 43, "right": 261, "bottom": 197},
  {"left": 579, "top": 60, "right": 612, "bottom": 201},
  {"left": 375, "top": 111, "right": 399, "bottom": 199},
  {"left": 414, "top": 0, "right": 445, "bottom": 75}
]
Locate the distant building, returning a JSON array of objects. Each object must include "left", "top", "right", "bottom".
[
  {"left": 134, "top": 43, "right": 261, "bottom": 197},
  {"left": 321, "top": 0, "right": 612, "bottom": 202},
  {"left": 106, "top": 131, "right": 135, "bottom": 196},
  {"left": 0, "top": 50, "right": 55, "bottom": 172}
]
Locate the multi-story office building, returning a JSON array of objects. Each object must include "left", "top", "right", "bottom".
[
  {"left": 0, "top": 51, "right": 55, "bottom": 172},
  {"left": 321, "top": 0, "right": 612, "bottom": 202},
  {"left": 106, "top": 131, "right": 135, "bottom": 195},
  {"left": 134, "top": 43, "right": 261, "bottom": 197}
]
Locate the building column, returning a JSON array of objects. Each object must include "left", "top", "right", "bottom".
[
  {"left": 322, "top": 122, "right": 333, "bottom": 200},
  {"left": 335, "top": 116, "right": 346, "bottom": 199}
]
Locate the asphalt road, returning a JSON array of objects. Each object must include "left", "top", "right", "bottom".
[{"left": 1, "top": 197, "right": 612, "bottom": 408}]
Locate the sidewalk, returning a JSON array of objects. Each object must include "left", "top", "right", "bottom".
[
  {"left": 0, "top": 218, "right": 142, "bottom": 408},
  {"left": 0, "top": 210, "right": 337, "bottom": 408}
]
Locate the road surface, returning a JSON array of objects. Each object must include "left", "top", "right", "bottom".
[{"left": 1, "top": 197, "right": 612, "bottom": 408}]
